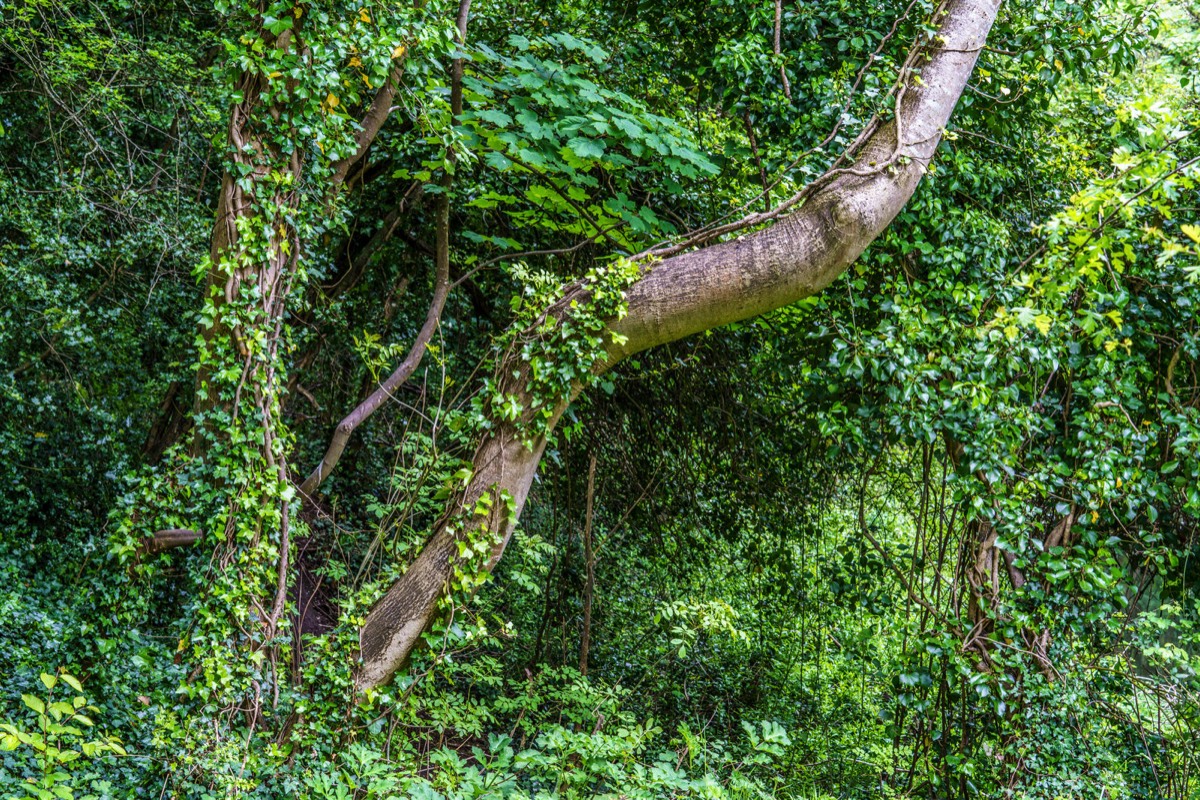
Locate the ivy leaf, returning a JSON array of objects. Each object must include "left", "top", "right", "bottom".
[{"left": 485, "top": 151, "right": 515, "bottom": 171}]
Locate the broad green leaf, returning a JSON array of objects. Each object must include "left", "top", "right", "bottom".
[{"left": 22, "top": 694, "right": 45, "bottom": 715}]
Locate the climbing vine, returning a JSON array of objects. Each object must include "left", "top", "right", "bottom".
[{"left": 473, "top": 257, "right": 644, "bottom": 446}]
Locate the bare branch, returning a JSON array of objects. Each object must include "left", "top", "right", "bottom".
[{"left": 774, "top": 0, "right": 791, "bottom": 100}]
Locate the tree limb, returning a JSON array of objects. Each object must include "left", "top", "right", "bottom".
[
  {"left": 298, "top": 222, "right": 451, "bottom": 496},
  {"left": 354, "top": 0, "right": 1003, "bottom": 691},
  {"left": 329, "top": 60, "right": 408, "bottom": 185},
  {"left": 299, "top": 0, "right": 470, "bottom": 497},
  {"left": 143, "top": 528, "right": 203, "bottom": 555}
]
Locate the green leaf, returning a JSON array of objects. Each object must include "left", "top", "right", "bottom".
[
  {"left": 565, "top": 136, "right": 606, "bottom": 160},
  {"left": 475, "top": 109, "right": 513, "bottom": 128}
]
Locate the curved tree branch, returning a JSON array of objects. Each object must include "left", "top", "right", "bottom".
[
  {"left": 298, "top": 225, "right": 451, "bottom": 496},
  {"left": 355, "top": 0, "right": 1003, "bottom": 690}
]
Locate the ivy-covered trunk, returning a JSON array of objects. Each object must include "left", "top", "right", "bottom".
[
  {"left": 113, "top": 0, "right": 421, "bottom": 736},
  {"left": 952, "top": 429, "right": 1078, "bottom": 682},
  {"left": 175, "top": 38, "right": 308, "bottom": 732}
]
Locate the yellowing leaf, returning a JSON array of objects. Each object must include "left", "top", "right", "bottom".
[
  {"left": 1033, "top": 314, "right": 1052, "bottom": 335},
  {"left": 348, "top": 56, "right": 362, "bottom": 68},
  {"left": 326, "top": 93, "right": 339, "bottom": 108},
  {"left": 1182, "top": 224, "right": 1200, "bottom": 244},
  {"left": 393, "top": 43, "right": 407, "bottom": 59},
  {"left": 358, "top": 8, "right": 370, "bottom": 23}
]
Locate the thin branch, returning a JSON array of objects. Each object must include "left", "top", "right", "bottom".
[
  {"left": 774, "top": 0, "right": 792, "bottom": 100},
  {"left": 450, "top": 226, "right": 620, "bottom": 290},
  {"left": 1017, "top": 133, "right": 1199, "bottom": 270},
  {"left": 579, "top": 454, "right": 597, "bottom": 676},
  {"left": 858, "top": 463, "right": 953, "bottom": 627},
  {"left": 632, "top": 0, "right": 923, "bottom": 262},
  {"left": 299, "top": 0, "right": 471, "bottom": 496},
  {"left": 329, "top": 51, "right": 410, "bottom": 185}
]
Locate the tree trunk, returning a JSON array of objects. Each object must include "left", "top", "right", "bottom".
[
  {"left": 356, "top": 0, "right": 1002, "bottom": 690},
  {"left": 143, "top": 17, "right": 412, "bottom": 701},
  {"left": 191, "top": 59, "right": 302, "bottom": 462},
  {"left": 579, "top": 454, "right": 597, "bottom": 676}
]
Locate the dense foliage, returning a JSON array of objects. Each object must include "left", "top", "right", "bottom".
[{"left": 1, "top": 0, "right": 1198, "bottom": 797}]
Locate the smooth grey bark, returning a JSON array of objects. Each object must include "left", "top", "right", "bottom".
[{"left": 356, "top": 0, "right": 1001, "bottom": 690}]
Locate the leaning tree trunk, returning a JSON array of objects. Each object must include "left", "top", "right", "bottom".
[{"left": 356, "top": 0, "right": 1003, "bottom": 690}]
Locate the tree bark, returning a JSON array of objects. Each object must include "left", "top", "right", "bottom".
[{"left": 355, "top": 0, "right": 1002, "bottom": 690}]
